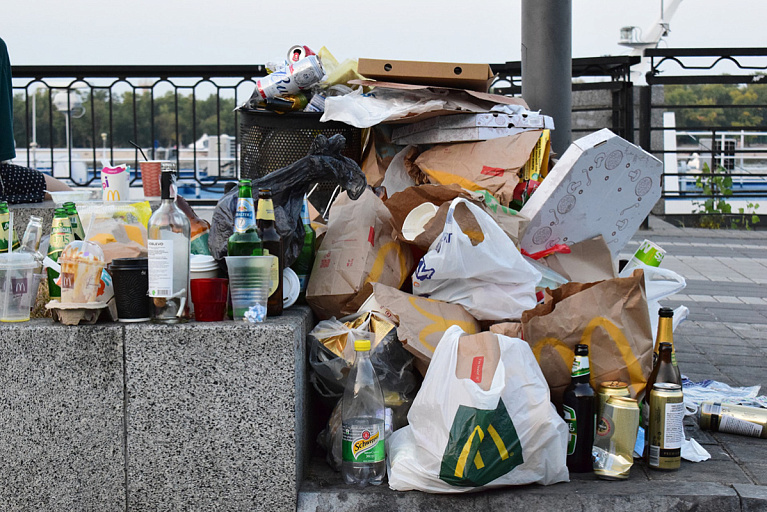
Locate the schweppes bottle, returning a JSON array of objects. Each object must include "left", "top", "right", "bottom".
[
  {"left": 63, "top": 202, "right": 85, "bottom": 241},
  {"left": 47, "top": 208, "right": 74, "bottom": 300},
  {"left": 0, "top": 201, "right": 21, "bottom": 253}
]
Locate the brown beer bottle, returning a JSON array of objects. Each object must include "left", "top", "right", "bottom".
[
  {"left": 654, "top": 307, "right": 681, "bottom": 382},
  {"left": 256, "top": 188, "right": 283, "bottom": 316},
  {"left": 562, "top": 344, "right": 597, "bottom": 473},
  {"left": 176, "top": 194, "right": 212, "bottom": 255},
  {"left": 641, "top": 342, "right": 682, "bottom": 427}
]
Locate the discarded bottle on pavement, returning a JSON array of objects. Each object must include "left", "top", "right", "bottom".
[
  {"left": 562, "top": 343, "right": 597, "bottom": 473},
  {"left": 642, "top": 342, "right": 682, "bottom": 429},
  {"left": 290, "top": 196, "right": 315, "bottom": 303},
  {"left": 698, "top": 402, "right": 767, "bottom": 439},
  {"left": 256, "top": 188, "right": 283, "bottom": 317},
  {"left": 653, "top": 307, "right": 681, "bottom": 381},
  {"left": 341, "top": 336, "right": 386, "bottom": 486}
]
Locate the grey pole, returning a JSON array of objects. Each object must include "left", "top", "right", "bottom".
[{"left": 521, "top": 0, "right": 572, "bottom": 156}]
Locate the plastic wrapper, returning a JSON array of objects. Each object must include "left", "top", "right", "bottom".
[
  {"left": 76, "top": 201, "right": 152, "bottom": 264},
  {"left": 209, "top": 134, "right": 366, "bottom": 267}
]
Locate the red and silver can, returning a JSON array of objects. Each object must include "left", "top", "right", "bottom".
[
  {"left": 288, "top": 45, "right": 316, "bottom": 63},
  {"left": 256, "top": 55, "right": 324, "bottom": 101}
]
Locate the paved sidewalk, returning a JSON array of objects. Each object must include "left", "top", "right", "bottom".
[{"left": 299, "top": 216, "right": 767, "bottom": 511}]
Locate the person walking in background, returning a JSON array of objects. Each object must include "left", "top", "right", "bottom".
[{"left": 1, "top": 36, "right": 71, "bottom": 203}]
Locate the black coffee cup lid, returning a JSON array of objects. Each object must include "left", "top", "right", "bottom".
[{"left": 110, "top": 257, "right": 149, "bottom": 269}]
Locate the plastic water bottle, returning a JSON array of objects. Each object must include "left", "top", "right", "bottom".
[{"left": 341, "top": 337, "right": 386, "bottom": 486}]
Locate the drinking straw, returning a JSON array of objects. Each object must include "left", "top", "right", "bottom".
[{"left": 129, "top": 141, "right": 149, "bottom": 162}]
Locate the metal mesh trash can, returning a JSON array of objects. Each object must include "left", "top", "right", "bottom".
[{"left": 239, "top": 110, "right": 363, "bottom": 212}]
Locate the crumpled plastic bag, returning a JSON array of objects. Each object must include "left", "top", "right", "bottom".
[{"left": 209, "top": 134, "right": 366, "bottom": 267}]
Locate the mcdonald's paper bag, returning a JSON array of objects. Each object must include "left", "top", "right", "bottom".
[
  {"left": 387, "top": 326, "right": 568, "bottom": 492},
  {"left": 520, "top": 269, "right": 654, "bottom": 407},
  {"left": 306, "top": 188, "right": 414, "bottom": 320},
  {"left": 371, "top": 283, "right": 479, "bottom": 376}
]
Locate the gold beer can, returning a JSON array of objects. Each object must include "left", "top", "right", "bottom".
[
  {"left": 698, "top": 402, "right": 767, "bottom": 439},
  {"left": 593, "top": 396, "right": 640, "bottom": 480},
  {"left": 598, "top": 381, "right": 630, "bottom": 422},
  {"left": 647, "top": 382, "right": 684, "bottom": 471}
]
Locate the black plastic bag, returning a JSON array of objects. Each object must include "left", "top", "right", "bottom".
[{"left": 209, "top": 133, "right": 367, "bottom": 266}]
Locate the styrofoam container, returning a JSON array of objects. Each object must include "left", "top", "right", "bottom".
[{"left": 402, "top": 202, "right": 439, "bottom": 241}]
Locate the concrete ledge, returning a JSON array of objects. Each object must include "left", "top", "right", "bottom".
[
  {"left": 733, "top": 484, "right": 767, "bottom": 512},
  {"left": 299, "top": 459, "right": 742, "bottom": 512},
  {"left": 0, "top": 308, "right": 311, "bottom": 511}
]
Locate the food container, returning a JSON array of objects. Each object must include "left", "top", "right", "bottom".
[{"left": 58, "top": 240, "right": 106, "bottom": 303}]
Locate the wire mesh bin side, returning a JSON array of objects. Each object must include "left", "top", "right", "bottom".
[{"left": 239, "top": 110, "right": 363, "bottom": 213}]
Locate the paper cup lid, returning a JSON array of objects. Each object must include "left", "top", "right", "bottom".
[
  {"left": 402, "top": 202, "right": 438, "bottom": 241},
  {"left": 283, "top": 267, "right": 300, "bottom": 308},
  {"left": 190, "top": 254, "right": 217, "bottom": 270},
  {"left": 0, "top": 252, "right": 38, "bottom": 269}
]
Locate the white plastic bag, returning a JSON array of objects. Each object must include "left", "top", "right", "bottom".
[
  {"left": 412, "top": 198, "right": 541, "bottom": 321},
  {"left": 618, "top": 260, "right": 687, "bottom": 341},
  {"left": 387, "top": 326, "right": 569, "bottom": 492}
]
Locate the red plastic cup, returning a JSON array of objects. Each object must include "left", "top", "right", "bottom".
[{"left": 191, "top": 278, "right": 228, "bottom": 322}]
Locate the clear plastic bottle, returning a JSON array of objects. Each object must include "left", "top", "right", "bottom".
[{"left": 341, "top": 337, "right": 386, "bottom": 486}]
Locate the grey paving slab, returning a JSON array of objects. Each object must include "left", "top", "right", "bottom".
[
  {"left": 733, "top": 483, "right": 767, "bottom": 512},
  {"left": 745, "top": 465, "right": 767, "bottom": 486}
]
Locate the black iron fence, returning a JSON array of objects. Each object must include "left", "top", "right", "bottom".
[
  {"left": 10, "top": 51, "right": 767, "bottom": 206},
  {"left": 640, "top": 48, "right": 767, "bottom": 205}
]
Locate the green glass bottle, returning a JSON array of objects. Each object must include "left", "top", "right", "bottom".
[
  {"left": 227, "top": 180, "right": 262, "bottom": 256},
  {"left": 63, "top": 202, "right": 85, "bottom": 241},
  {"left": 47, "top": 208, "right": 74, "bottom": 300},
  {"left": 290, "top": 196, "right": 316, "bottom": 303},
  {"left": 0, "top": 201, "right": 20, "bottom": 253}
]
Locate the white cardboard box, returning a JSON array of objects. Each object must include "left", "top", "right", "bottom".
[
  {"left": 391, "top": 112, "right": 554, "bottom": 145},
  {"left": 520, "top": 129, "right": 662, "bottom": 258}
]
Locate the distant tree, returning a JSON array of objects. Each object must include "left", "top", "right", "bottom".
[{"left": 665, "top": 82, "right": 767, "bottom": 128}]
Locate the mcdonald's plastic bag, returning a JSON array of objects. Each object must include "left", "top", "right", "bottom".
[
  {"left": 387, "top": 325, "right": 569, "bottom": 492},
  {"left": 412, "top": 197, "right": 540, "bottom": 321},
  {"left": 520, "top": 269, "right": 654, "bottom": 408}
]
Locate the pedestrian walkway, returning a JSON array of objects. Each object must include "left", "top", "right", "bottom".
[{"left": 299, "top": 216, "right": 767, "bottom": 511}]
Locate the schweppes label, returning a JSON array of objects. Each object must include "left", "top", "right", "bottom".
[{"left": 342, "top": 422, "right": 384, "bottom": 463}]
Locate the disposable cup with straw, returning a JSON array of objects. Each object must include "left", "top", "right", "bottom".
[
  {"left": 131, "top": 141, "right": 163, "bottom": 198},
  {"left": 0, "top": 212, "right": 38, "bottom": 322}
]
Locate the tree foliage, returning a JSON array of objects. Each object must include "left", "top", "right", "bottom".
[
  {"left": 665, "top": 82, "right": 767, "bottom": 128},
  {"left": 12, "top": 89, "right": 236, "bottom": 151}
]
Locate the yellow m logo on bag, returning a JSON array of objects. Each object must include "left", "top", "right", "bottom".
[{"left": 530, "top": 316, "right": 648, "bottom": 397}]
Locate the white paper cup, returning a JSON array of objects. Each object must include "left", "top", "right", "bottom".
[
  {"left": 402, "top": 202, "right": 439, "bottom": 241},
  {"left": 101, "top": 166, "right": 130, "bottom": 202}
]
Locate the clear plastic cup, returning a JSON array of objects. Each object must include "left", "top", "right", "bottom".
[
  {"left": 59, "top": 240, "right": 106, "bottom": 303},
  {"left": 225, "top": 255, "right": 272, "bottom": 321},
  {"left": 0, "top": 252, "right": 38, "bottom": 322}
]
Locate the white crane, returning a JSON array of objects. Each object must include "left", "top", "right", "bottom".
[{"left": 618, "top": 0, "right": 684, "bottom": 85}]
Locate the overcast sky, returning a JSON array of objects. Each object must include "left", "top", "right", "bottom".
[{"left": 2, "top": 0, "right": 765, "bottom": 67}]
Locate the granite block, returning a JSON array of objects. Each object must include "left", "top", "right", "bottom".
[
  {"left": 733, "top": 484, "right": 767, "bottom": 512},
  {"left": 0, "top": 320, "right": 125, "bottom": 511},
  {"left": 125, "top": 307, "right": 311, "bottom": 511}
]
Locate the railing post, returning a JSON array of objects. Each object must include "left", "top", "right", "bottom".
[{"left": 639, "top": 85, "right": 651, "bottom": 152}]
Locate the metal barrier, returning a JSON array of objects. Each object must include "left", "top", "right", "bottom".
[
  {"left": 640, "top": 48, "right": 767, "bottom": 204},
  {"left": 10, "top": 65, "right": 267, "bottom": 197}
]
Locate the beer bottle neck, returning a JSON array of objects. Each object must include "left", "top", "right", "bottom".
[
  {"left": 234, "top": 197, "right": 256, "bottom": 233},
  {"left": 571, "top": 354, "right": 590, "bottom": 380},
  {"left": 256, "top": 198, "right": 276, "bottom": 225},
  {"left": 654, "top": 316, "right": 674, "bottom": 353},
  {"left": 659, "top": 347, "right": 673, "bottom": 364}
]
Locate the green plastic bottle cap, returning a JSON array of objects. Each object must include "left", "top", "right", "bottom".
[{"left": 354, "top": 339, "right": 371, "bottom": 352}]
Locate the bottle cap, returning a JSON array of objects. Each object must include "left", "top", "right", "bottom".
[
  {"left": 658, "top": 307, "right": 674, "bottom": 318},
  {"left": 354, "top": 339, "right": 371, "bottom": 352}
]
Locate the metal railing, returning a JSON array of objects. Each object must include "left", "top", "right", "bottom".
[
  {"left": 11, "top": 65, "right": 267, "bottom": 197},
  {"left": 640, "top": 48, "right": 767, "bottom": 203}
]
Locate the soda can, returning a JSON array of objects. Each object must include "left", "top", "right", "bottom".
[
  {"left": 593, "top": 396, "right": 640, "bottom": 480},
  {"left": 598, "top": 381, "right": 630, "bottom": 422},
  {"left": 287, "top": 44, "right": 316, "bottom": 63},
  {"left": 698, "top": 402, "right": 767, "bottom": 439},
  {"left": 647, "top": 382, "right": 684, "bottom": 471},
  {"left": 255, "top": 55, "right": 324, "bottom": 101}
]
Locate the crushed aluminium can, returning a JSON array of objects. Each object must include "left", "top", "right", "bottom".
[
  {"left": 255, "top": 55, "right": 324, "bottom": 101},
  {"left": 593, "top": 396, "right": 640, "bottom": 480}
]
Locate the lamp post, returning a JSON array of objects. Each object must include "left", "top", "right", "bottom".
[{"left": 52, "top": 89, "right": 85, "bottom": 182}]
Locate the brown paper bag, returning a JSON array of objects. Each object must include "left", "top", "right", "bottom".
[
  {"left": 455, "top": 331, "right": 500, "bottom": 392},
  {"left": 385, "top": 184, "right": 528, "bottom": 249},
  {"left": 489, "top": 322, "right": 523, "bottom": 339},
  {"left": 306, "top": 189, "right": 414, "bottom": 320},
  {"left": 415, "top": 131, "right": 542, "bottom": 206},
  {"left": 371, "top": 283, "right": 480, "bottom": 376},
  {"left": 541, "top": 235, "right": 616, "bottom": 283},
  {"left": 520, "top": 269, "right": 653, "bottom": 407}
]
